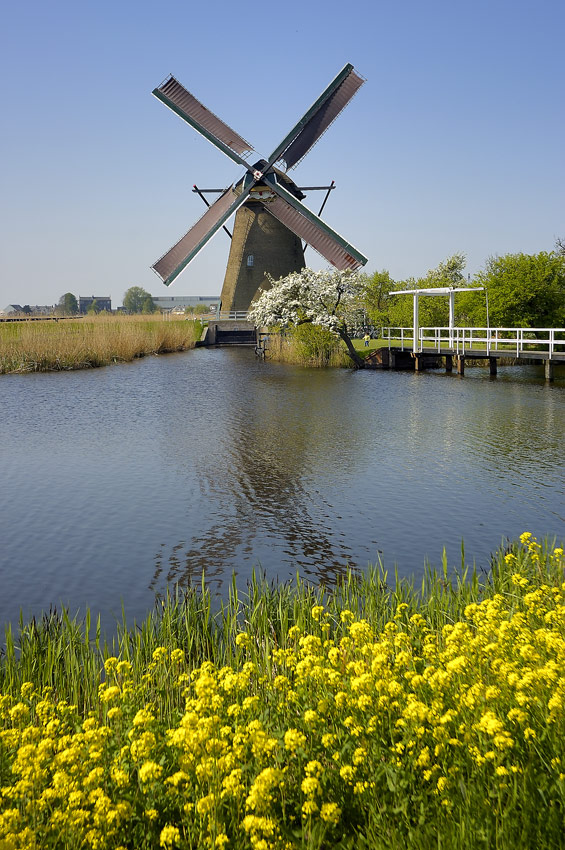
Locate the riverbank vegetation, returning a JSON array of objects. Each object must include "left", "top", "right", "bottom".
[
  {"left": 254, "top": 246, "right": 565, "bottom": 369},
  {"left": 267, "top": 325, "right": 351, "bottom": 368},
  {"left": 1, "top": 534, "right": 564, "bottom": 849},
  {"left": 0, "top": 315, "right": 201, "bottom": 374},
  {"left": 364, "top": 247, "right": 565, "bottom": 331}
]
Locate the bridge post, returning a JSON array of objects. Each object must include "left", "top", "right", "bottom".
[
  {"left": 445, "top": 354, "right": 453, "bottom": 373},
  {"left": 489, "top": 357, "right": 497, "bottom": 376},
  {"left": 545, "top": 360, "right": 554, "bottom": 382},
  {"left": 413, "top": 353, "right": 426, "bottom": 372},
  {"left": 456, "top": 355, "right": 465, "bottom": 376}
]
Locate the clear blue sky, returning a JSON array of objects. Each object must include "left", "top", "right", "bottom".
[{"left": 1, "top": 0, "right": 563, "bottom": 308}]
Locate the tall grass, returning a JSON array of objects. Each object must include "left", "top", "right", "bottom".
[
  {"left": 0, "top": 315, "right": 202, "bottom": 373},
  {"left": 0, "top": 539, "right": 552, "bottom": 708},
  {"left": 267, "top": 325, "right": 351, "bottom": 367}
]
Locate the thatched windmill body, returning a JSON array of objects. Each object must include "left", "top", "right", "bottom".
[{"left": 151, "top": 64, "right": 368, "bottom": 311}]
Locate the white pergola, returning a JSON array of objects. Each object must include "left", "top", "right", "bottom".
[{"left": 389, "top": 286, "right": 485, "bottom": 352}]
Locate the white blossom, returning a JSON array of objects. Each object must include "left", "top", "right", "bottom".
[{"left": 248, "top": 268, "right": 365, "bottom": 334}]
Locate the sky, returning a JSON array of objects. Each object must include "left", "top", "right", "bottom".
[{"left": 1, "top": 0, "right": 563, "bottom": 309}]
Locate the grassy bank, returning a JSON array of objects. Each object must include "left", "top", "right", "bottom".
[
  {"left": 265, "top": 329, "right": 392, "bottom": 368},
  {"left": 0, "top": 315, "right": 202, "bottom": 374},
  {"left": 1, "top": 535, "right": 564, "bottom": 848},
  {"left": 266, "top": 326, "right": 352, "bottom": 367}
]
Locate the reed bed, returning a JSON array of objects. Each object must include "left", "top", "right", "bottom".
[
  {"left": 1, "top": 534, "right": 564, "bottom": 848},
  {"left": 0, "top": 315, "right": 202, "bottom": 374},
  {"left": 266, "top": 326, "right": 351, "bottom": 368}
]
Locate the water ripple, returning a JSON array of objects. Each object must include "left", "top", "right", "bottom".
[{"left": 1, "top": 350, "right": 564, "bottom": 633}]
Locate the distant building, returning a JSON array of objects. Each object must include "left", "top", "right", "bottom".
[
  {"left": 151, "top": 295, "right": 221, "bottom": 313},
  {"left": 29, "top": 305, "right": 54, "bottom": 315},
  {"left": 0, "top": 304, "right": 54, "bottom": 316},
  {"left": 78, "top": 296, "right": 112, "bottom": 314}
]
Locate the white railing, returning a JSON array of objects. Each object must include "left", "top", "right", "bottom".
[
  {"left": 378, "top": 327, "right": 414, "bottom": 350},
  {"left": 418, "top": 327, "right": 565, "bottom": 357},
  {"left": 215, "top": 311, "right": 250, "bottom": 321}
]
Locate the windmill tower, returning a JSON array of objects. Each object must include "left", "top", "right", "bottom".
[{"left": 151, "top": 64, "right": 368, "bottom": 311}]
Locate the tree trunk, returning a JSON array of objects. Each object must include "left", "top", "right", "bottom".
[{"left": 338, "top": 328, "right": 365, "bottom": 369}]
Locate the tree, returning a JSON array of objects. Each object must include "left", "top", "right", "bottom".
[
  {"left": 141, "top": 296, "right": 157, "bottom": 314},
  {"left": 248, "top": 268, "right": 367, "bottom": 368},
  {"left": 87, "top": 299, "right": 99, "bottom": 315},
  {"left": 57, "top": 292, "right": 78, "bottom": 315},
  {"left": 362, "top": 269, "right": 395, "bottom": 327},
  {"left": 123, "top": 286, "right": 155, "bottom": 314},
  {"left": 475, "top": 251, "right": 565, "bottom": 327}
]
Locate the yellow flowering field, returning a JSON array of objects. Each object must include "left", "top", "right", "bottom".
[{"left": 1, "top": 534, "right": 564, "bottom": 849}]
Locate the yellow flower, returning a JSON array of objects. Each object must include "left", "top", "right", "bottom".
[
  {"left": 353, "top": 747, "right": 366, "bottom": 765},
  {"left": 139, "top": 761, "right": 163, "bottom": 784},
  {"left": 100, "top": 685, "right": 121, "bottom": 704},
  {"left": 511, "top": 573, "right": 529, "bottom": 587},
  {"left": 196, "top": 793, "right": 216, "bottom": 815},
  {"left": 320, "top": 802, "right": 342, "bottom": 823},
  {"left": 132, "top": 708, "right": 155, "bottom": 727},
  {"left": 104, "top": 656, "right": 119, "bottom": 675},
  {"left": 160, "top": 825, "right": 181, "bottom": 847},
  {"left": 117, "top": 660, "right": 132, "bottom": 676},
  {"left": 311, "top": 605, "right": 325, "bottom": 621},
  {"left": 302, "top": 800, "right": 319, "bottom": 816},
  {"left": 111, "top": 766, "right": 129, "bottom": 788},
  {"left": 20, "top": 682, "right": 34, "bottom": 700},
  {"left": 305, "top": 760, "right": 323, "bottom": 777},
  {"left": 519, "top": 532, "right": 532, "bottom": 545},
  {"left": 301, "top": 776, "right": 320, "bottom": 796}
]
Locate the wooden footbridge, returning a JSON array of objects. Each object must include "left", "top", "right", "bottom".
[{"left": 371, "top": 326, "right": 565, "bottom": 381}]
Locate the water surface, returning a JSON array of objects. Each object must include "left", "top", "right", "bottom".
[{"left": 1, "top": 349, "right": 564, "bottom": 633}]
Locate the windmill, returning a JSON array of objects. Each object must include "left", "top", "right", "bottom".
[{"left": 151, "top": 63, "right": 368, "bottom": 312}]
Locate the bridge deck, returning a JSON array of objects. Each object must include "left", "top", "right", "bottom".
[{"left": 395, "top": 346, "right": 565, "bottom": 363}]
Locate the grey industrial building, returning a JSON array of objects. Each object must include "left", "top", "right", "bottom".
[{"left": 151, "top": 295, "right": 221, "bottom": 312}]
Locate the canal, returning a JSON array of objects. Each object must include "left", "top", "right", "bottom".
[{"left": 1, "top": 347, "right": 564, "bottom": 634}]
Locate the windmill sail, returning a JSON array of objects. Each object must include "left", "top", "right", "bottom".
[
  {"left": 152, "top": 187, "right": 248, "bottom": 286},
  {"left": 153, "top": 76, "right": 254, "bottom": 167},
  {"left": 269, "top": 64, "right": 365, "bottom": 171},
  {"left": 264, "top": 175, "right": 367, "bottom": 271},
  {"left": 151, "top": 63, "right": 368, "bottom": 300}
]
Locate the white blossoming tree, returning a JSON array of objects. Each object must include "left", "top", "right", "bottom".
[{"left": 248, "top": 268, "right": 367, "bottom": 368}]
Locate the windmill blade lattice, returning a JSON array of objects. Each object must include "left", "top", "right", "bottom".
[
  {"left": 152, "top": 185, "right": 250, "bottom": 286},
  {"left": 269, "top": 64, "right": 365, "bottom": 171},
  {"left": 153, "top": 76, "right": 254, "bottom": 167},
  {"left": 264, "top": 174, "right": 365, "bottom": 271}
]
